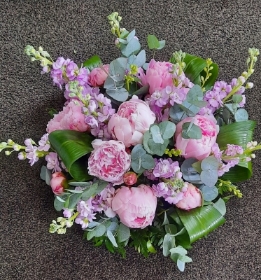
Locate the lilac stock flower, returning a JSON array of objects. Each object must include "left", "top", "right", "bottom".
[
  {"left": 24, "top": 138, "right": 39, "bottom": 166},
  {"left": 152, "top": 180, "right": 187, "bottom": 205},
  {"left": 38, "top": 133, "right": 50, "bottom": 152},
  {"left": 153, "top": 159, "right": 181, "bottom": 179},
  {"left": 45, "top": 152, "right": 61, "bottom": 172}
]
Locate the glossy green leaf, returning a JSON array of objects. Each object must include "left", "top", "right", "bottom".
[
  {"left": 184, "top": 54, "right": 206, "bottom": 85},
  {"left": 83, "top": 55, "right": 102, "bottom": 70},
  {"left": 216, "top": 121, "right": 256, "bottom": 182},
  {"left": 177, "top": 204, "right": 225, "bottom": 243},
  {"left": 48, "top": 130, "right": 94, "bottom": 181}
]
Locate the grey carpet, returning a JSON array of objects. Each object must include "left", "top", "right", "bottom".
[{"left": 1, "top": 0, "right": 261, "bottom": 279}]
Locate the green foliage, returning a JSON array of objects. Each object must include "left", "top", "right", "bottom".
[
  {"left": 217, "top": 121, "right": 256, "bottom": 182},
  {"left": 40, "top": 165, "right": 52, "bottom": 185},
  {"left": 177, "top": 201, "right": 226, "bottom": 243},
  {"left": 143, "top": 121, "right": 176, "bottom": 156},
  {"left": 83, "top": 55, "right": 102, "bottom": 70},
  {"left": 147, "top": 34, "right": 165, "bottom": 50},
  {"left": 131, "top": 144, "right": 155, "bottom": 173},
  {"left": 182, "top": 122, "right": 202, "bottom": 139},
  {"left": 183, "top": 53, "right": 218, "bottom": 90},
  {"left": 48, "top": 130, "right": 94, "bottom": 181}
]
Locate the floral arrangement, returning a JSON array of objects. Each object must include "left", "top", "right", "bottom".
[{"left": 1, "top": 12, "right": 260, "bottom": 271}]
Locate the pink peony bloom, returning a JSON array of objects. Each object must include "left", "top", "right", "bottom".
[
  {"left": 175, "top": 115, "right": 219, "bottom": 161},
  {"left": 50, "top": 172, "right": 68, "bottom": 195},
  {"left": 139, "top": 59, "right": 173, "bottom": 94},
  {"left": 111, "top": 184, "right": 157, "bottom": 228},
  {"left": 46, "top": 101, "right": 89, "bottom": 133},
  {"left": 88, "top": 139, "right": 131, "bottom": 185},
  {"left": 89, "top": 64, "right": 109, "bottom": 87},
  {"left": 108, "top": 96, "right": 156, "bottom": 147},
  {"left": 175, "top": 183, "right": 202, "bottom": 210}
]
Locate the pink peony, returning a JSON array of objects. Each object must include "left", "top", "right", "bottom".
[
  {"left": 111, "top": 184, "right": 157, "bottom": 228},
  {"left": 175, "top": 183, "right": 202, "bottom": 210},
  {"left": 139, "top": 59, "right": 173, "bottom": 94},
  {"left": 175, "top": 115, "right": 219, "bottom": 161},
  {"left": 108, "top": 96, "right": 156, "bottom": 147},
  {"left": 50, "top": 172, "right": 68, "bottom": 195},
  {"left": 46, "top": 101, "right": 89, "bottom": 133},
  {"left": 89, "top": 64, "right": 109, "bottom": 87},
  {"left": 88, "top": 139, "right": 131, "bottom": 185}
]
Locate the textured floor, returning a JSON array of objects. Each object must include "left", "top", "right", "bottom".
[{"left": 1, "top": 0, "right": 261, "bottom": 279}]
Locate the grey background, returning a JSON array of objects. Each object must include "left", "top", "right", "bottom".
[{"left": 1, "top": 0, "right": 261, "bottom": 279}]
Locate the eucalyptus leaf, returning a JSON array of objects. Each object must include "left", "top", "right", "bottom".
[
  {"left": 169, "top": 103, "right": 187, "bottom": 123},
  {"left": 213, "top": 198, "right": 226, "bottom": 216},
  {"left": 121, "top": 38, "right": 141, "bottom": 57},
  {"left": 117, "top": 223, "right": 131, "bottom": 243},
  {"left": 54, "top": 196, "right": 65, "bottom": 211},
  {"left": 158, "top": 40, "right": 166, "bottom": 50},
  {"left": 150, "top": 125, "right": 164, "bottom": 144},
  {"left": 181, "top": 158, "right": 202, "bottom": 184},
  {"left": 163, "top": 233, "right": 176, "bottom": 257},
  {"left": 201, "top": 156, "right": 219, "bottom": 170},
  {"left": 141, "top": 154, "right": 155, "bottom": 170},
  {"left": 107, "top": 230, "right": 118, "bottom": 247},
  {"left": 235, "top": 109, "right": 249, "bottom": 122},
  {"left": 40, "top": 165, "right": 52, "bottom": 185},
  {"left": 232, "top": 94, "right": 243, "bottom": 103},
  {"left": 68, "top": 193, "right": 82, "bottom": 209},
  {"left": 182, "top": 122, "right": 202, "bottom": 139},
  {"left": 158, "top": 121, "right": 176, "bottom": 139},
  {"left": 199, "top": 185, "right": 219, "bottom": 201},
  {"left": 106, "top": 87, "right": 129, "bottom": 102},
  {"left": 200, "top": 169, "right": 218, "bottom": 187}
]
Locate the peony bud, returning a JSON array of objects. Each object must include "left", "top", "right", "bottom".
[
  {"left": 50, "top": 172, "right": 68, "bottom": 195},
  {"left": 123, "top": 172, "right": 138, "bottom": 186}
]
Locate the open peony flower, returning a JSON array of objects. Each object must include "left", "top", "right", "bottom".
[
  {"left": 46, "top": 101, "right": 89, "bottom": 133},
  {"left": 138, "top": 59, "right": 173, "bottom": 94},
  {"left": 111, "top": 184, "right": 157, "bottom": 228},
  {"left": 175, "top": 183, "right": 202, "bottom": 210},
  {"left": 88, "top": 139, "right": 131, "bottom": 185},
  {"left": 175, "top": 115, "right": 219, "bottom": 161},
  {"left": 89, "top": 64, "right": 109, "bottom": 87},
  {"left": 108, "top": 96, "right": 156, "bottom": 147},
  {"left": 50, "top": 172, "right": 68, "bottom": 195}
]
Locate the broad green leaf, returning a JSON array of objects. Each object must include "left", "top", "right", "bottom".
[
  {"left": 83, "top": 55, "right": 102, "bottom": 70},
  {"left": 216, "top": 121, "right": 255, "bottom": 182},
  {"left": 217, "top": 120, "right": 256, "bottom": 149},
  {"left": 147, "top": 34, "right": 160, "bottom": 50},
  {"left": 177, "top": 205, "right": 225, "bottom": 243},
  {"left": 184, "top": 54, "right": 206, "bottom": 85},
  {"left": 48, "top": 130, "right": 94, "bottom": 181}
]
